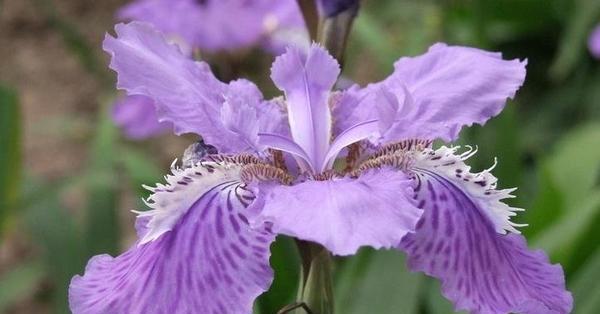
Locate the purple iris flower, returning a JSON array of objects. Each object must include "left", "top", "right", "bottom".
[
  {"left": 588, "top": 24, "right": 600, "bottom": 59},
  {"left": 118, "top": 0, "right": 308, "bottom": 53},
  {"left": 70, "top": 22, "right": 572, "bottom": 314},
  {"left": 112, "top": 0, "right": 308, "bottom": 140}
]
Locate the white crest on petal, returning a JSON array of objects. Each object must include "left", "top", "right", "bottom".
[
  {"left": 413, "top": 145, "right": 526, "bottom": 234},
  {"left": 135, "top": 160, "right": 246, "bottom": 244}
]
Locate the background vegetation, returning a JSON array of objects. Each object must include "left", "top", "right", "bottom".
[{"left": 0, "top": 0, "right": 599, "bottom": 313}]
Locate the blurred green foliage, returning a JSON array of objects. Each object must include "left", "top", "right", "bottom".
[
  {"left": 0, "top": 85, "right": 20, "bottom": 234},
  {"left": 2, "top": 0, "right": 600, "bottom": 313}
]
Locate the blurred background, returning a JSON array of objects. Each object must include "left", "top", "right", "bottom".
[{"left": 1, "top": 0, "right": 599, "bottom": 313}]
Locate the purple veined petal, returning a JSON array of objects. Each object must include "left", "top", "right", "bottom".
[
  {"left": 588, "top": 24, "right": 600, "bottom": 59},
  {"left": 335, "top": 43, "right": 527, "bottom": 143},
  {"left": 104, "top": 22, "right": 287, "bottom": 153},
  {"left": 322, "top": 119, "right": 379, "bottom": 171},
  {"left": 250, "top": 167, "right": 423, "bottom": 256},
  {"left": 112, "top": 95, "right": 171, "bottom": 139},
  {"left": 397, "top": 146, "right": 572, "bottom": 314},
  {"left": 258, "top": 132, "right": 313, "bottom": 172},
  {"left": 271, "top": 44, "right": 340, "bottom": 171},
  {"left": 69, "top": 159, "right": 275, "bottom": 314}
]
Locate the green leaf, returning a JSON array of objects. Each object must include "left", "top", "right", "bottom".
[
  {"left": 335, "top": 249, "right": 423, "bottom": 314},
  {"left": 532, "top": 191, "right": 600, "bottom": 265},
  {"left": 570, "top": 247, "right": 600, "bottom": 314},
  {"left": 0, "top": 85, "right": 20, "bottom": 233},
  {"left": 84, "top": 103, "right": 120, "bottom": 256},
  {"left": 423, "top": 278, "right": 467, "bottom": 314},
  {"left": 256, "top": 236, "right": 300, "bottom": 314},
  {"left": 23, "top": 180, "right": 86, "bottom": 314},
  {"left": 549, "top": 0, "right": 600, "bottom": 80},
  {"left": 0, "top": 260, "right": 44, "bottom": 312},
  {"left": 523, "top": 166, "right": 565, "bottom": 238},
  {"left": 118, "top": 146, "right": 163, "bottom": 197},
  {"left": 545, "top": 123, "right": 600, "bottom": 207}
]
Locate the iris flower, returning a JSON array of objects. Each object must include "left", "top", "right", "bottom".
[
  {"left": 112, "top": 0, "right": 308, "bottom": 140},
  {"left": 70, "top": 22, "right": 572, "bottom": 314}
]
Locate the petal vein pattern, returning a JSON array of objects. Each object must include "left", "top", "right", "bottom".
[
  {"left": 69, "top": 160, "right": 275, "bottom": 314},
  {"left": 413, "top": 146, "right": 524, "bottom": 234},
  {"left": 398, "top": 146, "right": 572, "bottom": 314}
]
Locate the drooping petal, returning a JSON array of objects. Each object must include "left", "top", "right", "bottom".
[
  {"left": 112, "top": 95, "right": 171, "bottom": 139},
  {"left": 271, "top": 44, "right": 340, "bottom": 171},
  {"left": 398, "top": 146, "right": 572, "bottom": 314},
  {"left": 588, "top": 24, "right": 600, "bottom": 59},
  {"left": 335, "top": 43, "right": 527, "bottom": 143},
  {"left": 250, "top": 168, "right": 422, "bottom": 256},
  {"left": 69, "top": 159, "right": 275, "bottom": 314},
  {"left": 103, "top": 22, "right": 287, "bottom": 153}
]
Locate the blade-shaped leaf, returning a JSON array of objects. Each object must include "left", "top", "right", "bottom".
[
  {"left": 335, "top": 249, "right": 423, "bottom": 314},
  {"left": 256, "top": 236, "right": 300, "bottom": 314},
  {"left": 0, "top": 85, "right": 21, "bottom": 233},
  {"left": 24, "top": 180, "right": 86, "bottom": 314},
  {"left": 84, "top": 102, "right": 120, "bottom": 256},
  {"left": 570, "top": 247, "right": 600, "bottom": 314}
]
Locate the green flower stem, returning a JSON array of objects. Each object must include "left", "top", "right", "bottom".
[{"left": 293, "top": 240, "right": 335, "bottom": 314}]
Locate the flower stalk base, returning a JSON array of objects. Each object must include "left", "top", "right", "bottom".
[{"left": 293, "top": 240, "right": 335, "bottom": 314}]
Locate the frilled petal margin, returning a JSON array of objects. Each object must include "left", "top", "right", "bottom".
[
  {"left": 112, "top": 95, "right": 171, "bottom": 140},
  {"left": 69, "top": 161, "right": 275, "bottom": 314},
  {"left": 103, "top": 22, "right": 287, "bottom": 153},
  {"left": 398, "top": 147, "right": 572, "bottom": 314},
  {"left": 250, "top": 168, "right": 422, "bottom": 256},
  {"left": 334, "top": 43, "right": 527, "bottom": 143}
]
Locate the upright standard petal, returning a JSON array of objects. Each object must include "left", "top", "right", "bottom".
[
  {"left": 112, "top": 95, "right": 170, "bottom": 139},
  {"left": 335, "top": 43, "right": 527, "bottom": 143},
  {"left": 69, "top": 159, "right": 275, "bottom": 314},
  {"left": 271, "top": 44, "right": 340, "bottom": 171},
  {"left": 103, "top": 22, "right": 287, "bottom": 153},
  {"left": 250, "top": 168, "right": 422, "bottom": 256},
  {"left": 398, "top": 146, "right": 572, "bottom": 314}
]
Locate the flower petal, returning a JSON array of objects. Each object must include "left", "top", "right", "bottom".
[
  {"left": 398, "top": 146, "right": 572, "bottom": 314},
  {"left": 588, "top": 24, "right": 600, "bottom": 59},
  {"left": 250, "top": 168, "right": 422, "bottom": 255},
  {"left": 271, "top": 44, "right": 340, "bottom": 171},
  {"left": 322, "top": 119, "right": 379, "bottom": 171},
  {"left": 69, "top": 159, "right": 275, "bottom": 314},
  {"left": 335, "top": 43, "right": 526, "bottom": 143},
  {"left": 118, "top": 0, "right": 271, "bottom": 52},
  {"left": 103, "top": 22, "right": 286, "bottom": 153},
  {"left": 112, "top": 95, "right": 171, "bottom": 139}
]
